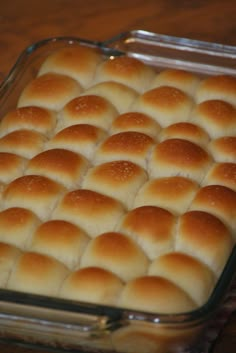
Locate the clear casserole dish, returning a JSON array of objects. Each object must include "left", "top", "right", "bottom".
[{"left": 0, "top": 30, "right": 235, "bottom": 353}]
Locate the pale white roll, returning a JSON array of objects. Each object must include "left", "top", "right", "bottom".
[
  {"left": 52, "top": 189, "right": 125, "bottom": 238},
  {"left": 176, "top": 210, "right": 234, "bottom": 276},
  {"left": 118, "top": 206, "right": 176, "bottom": 260},
  {"left": 150, "top": 68, "right": 201, "bottom": 97},
  {"left": 149, "top": 252, "right": 215, "bottom": 306},
  {"left": 80, "top": 232, "right": 149, "bottom": 282},
  {"left": 190, "top": 100, "right": 236, "bottom": 139},
  {"left": 0, "top": 106, "right": 57, "bottom": 137},
  {"left": 94, "top": 131, "right": 155, "bottom": 169},
  {"left": 30, "top": 220, "right": 89, "bottom": 270},
  {"left": 208, "top": 136, "right": 236, "bottom": 163},
  {"left": 0, "top": 152, "right": 27, "bottom": 184},
  {"left": 0, "top": 207, "right": 41, "bottom": 250},
  {"left": 203, "top": 162, "right": 236, "bottom": 192},
  {"left": 119, "top": 276, "right": 197, "bottom": 314},
  {"left": 83, "top": 81, "right": 138, "bottom": 113},
  {"left": 18, "top": 73, "right": 82, "bottom": 111},
  {"left": 0, "top": 242, "right": 22, "bottom": 288},
  {"left": 60, "top": 267, "right": 124, "bottom": 305},
  {"left": 38, "top": 45, "right": 103, "bottom": 88},
  {"left": 82, "top": 160, "right": 148, "bottom": 209},
  {"left": 133, "top": 86, "right": 193, "bottom": 127},
  {"left": 7, "top": 251, "right": 69, "bottom": 296},
  {"left": 134, "top": 176, "right": 199, "bottom": 215},
  {"left": 195, "top": 74, "right": 236, "bottom": 106},
  {"left": 94, "top": 56, "right": 155, "bottom": 93},
  {"left": 3, "top": 175, "right": 66, "bottom": 220},
  {"left": 111, "top": 111, "right": 161, "bottom": 140},
  {"left": 59, "top": 95, "right": 118, "bottom": 131},
  {"left": 25, "top": 148, "right": 89, "bottom": 188},
  {"left": 159, "top": 122, "right": 209, "bottom": 147},
  {"left": 190, "top": 185, "right": 236, "bottom": 234},
  {"left": 0, "top": 130, "right": 47, "bottom": 159},
  {"left": 46, "top": 124, "right": 107, "bottom": 160}
]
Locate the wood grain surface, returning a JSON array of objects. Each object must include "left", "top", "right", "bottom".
[{"left": 0, "top": 1, "right": 236, "bottom": 352}]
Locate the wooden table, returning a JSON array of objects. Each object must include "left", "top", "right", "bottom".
[{"left": 0, "top": 0, "right": 236, "bottom": 352}]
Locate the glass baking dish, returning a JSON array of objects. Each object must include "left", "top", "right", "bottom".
[{"left": 0, "top": 30, "right": 236, "bottom": 353}]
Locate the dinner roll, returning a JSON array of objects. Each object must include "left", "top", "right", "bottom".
[
  {"left": 111, "top": 111, "right": 161, "bottom": 139},
  {"left": 30, "top": 220, "right": 89, "bottom": 269},
  {"left": 0, "top": 207, "right": 41, "bottom": 250},
  {"left": 18, "top": 73, "right": 82, "bottom": 111},
  {"left": 190, "top": 100, "right": 236, "bottom": 139},
  {"left": 0, "top": 106, "right": 57, "bottom": 137},
  {"left": 195, "top": 74, "right": 236, "bottom": 106},
  {"left": 38, "top": 45, "right": 103, "bottom": 88},
  {"left": 94, "top": 56, "right": 155, "bottom": 93},
  {"left": 119, "top": 276, "right": 197, "bottom": 314},
  {"left": 3, "top": 175, "right": 65, "bottom": 220},
  {"left": 7, "top": 251, "right": 69, "bottom": 296},
  {"left": 0, "top": 130, "right": 47, "bottom": 159},
  {"left": 148, "top": 252, "right": 215, "bottom": 306},
  {"left": 148, "top": 139, "right": 212, "bottom": 183},
  {"left": 0, "top": 242, "right": 22, "bottom": 287},
  {"left": 60, "top": 267, "right": 124, "bottom": 305},
  {"left": 25, "top": 148, "right": 89, "bottom": 188},
  {"left": 176, "top": 210, "right": 234, "bottom": 276},
  {"left": 58, "top": 95, "right": 118, "bottom": 131},
  {"left": 133, "top": 86, "right": 193, "bottom": 127},
  {"left": 134, "top": 176, "right": 198, "bottom": 214},
  {"left": 0, "top": 152, "right": 27, "bottom": 184},
  {"left": 203, "top": 162, "right": 236, "bottom": 192},
  {"left": 118, "top": 206, "right": 176, "bottom": 260},
  {"left": 80, "top": 232, "right": 149, "bottom": 282},
  {"left": 208, "top": 136, "right": 236, "bottom": 163},
  {"left": 94, "top": 131, "right": 155, "bottom": 169},
  {"left": 52, "top": 189, "right": 125, "bottom": 237},
  {"left": 82, "top": 160, "right": 148, "bottom": 209}
]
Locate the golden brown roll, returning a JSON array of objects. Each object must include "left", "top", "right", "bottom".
[
  {"left": 94, "top": 131, "right": 155, "bottom": 169},
  {"left": 208, "top": 136, "right": 236, "bottom": 163},
  {"left": 58, "top": 94, "right": 118, "bottom": 131},
  {"left": 195, "top": 74, "right": 236, "bottom": 106},
  {"left": 94, "top": 56, "right": 155, "bottom": 93},
  {"left": 148, "top": 252, "right": 215, "bottom": 306},
  {"left": 0, "top": 130, "right": 47, "bottom": 159},
  {"left": 118, "top": 206, "right": 176, "bottom": 260},
  {"left": 0, "top": 106, "right": 57, "bottom": 137},
  {"left": 133, "top": 86, "right": 193, "bottom": 127},
  {"left": 119, "top": 276, "right": 197, "bottom": 314},
  {"left": 7, "top": 251, "right": 69, "bottom": 296},
  {"left": 46, "top": 124, "right": 107, "bottom": 160},
  {"left": 111, "top": 111, "right": 161, "bottom": 139},
  {"left": 0, "top": 207, "right": 41, "bottom": 250},
  {"left": 82, "top": 160, "right": 148, "bottom": 209},
  {"left": 38, "top": 45, "right": 103, "bottom": 88},
  {"left": 190, "top": 100, "right": 236, "bottom": 139},
  {"left": 203, "top": 162, "right": 236, "bottom": 192},
  {"left": 80, "top": 232, "right": 149, "bottom": 282},
  {"left": 59, "top": 266, "right": 124, "bottom": 305},
  {"left": 18, "top": 73, "right": 82, "bottom": 111},
  {"left": 52, "top": 189, "right": 125, "bottom": 237},
  {"left": 190, "top": 184, "right": 236, "bottom": 233},
  {"left": 83, "top": 81, "right": 138, "bottom": 113},
  {"left": 3, "top": 175, "right": 66, "bottom": 220},
  {"left": 148, "top": 138, "right": 212, "bottom": 183},
  {"left": 150, "top": 68, "right": 201, "bottom": 97},
  {"left": 176, "top": 210, "right": 234, "bottom": 276},
  {"left": 25, "top": 148, "right": 89, "bottom": 188},
  {"left": 0, "top": 242, "right": 22, "bottom": 288},
  {"left": 159, "top": 122, "right": 209, "bottom": 147},
  {"left": 30, "top": 220, "right": 89, "bottom": 270},
  {"left": 134, "top": 176, "right": 198, "bottom": 214},
  {"left": 0, "top": 152, "right": 27, "bottom": 183}
]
